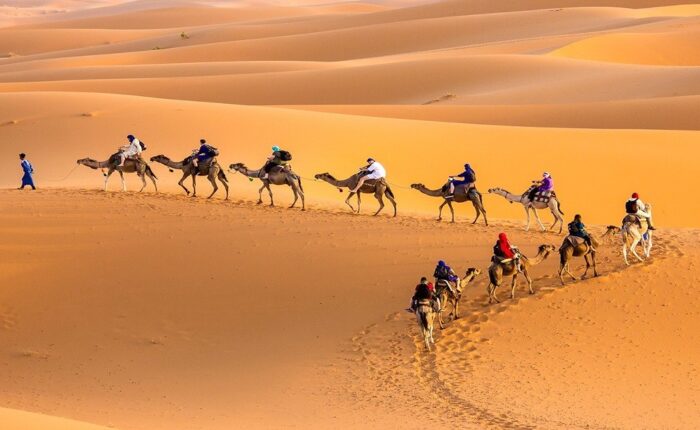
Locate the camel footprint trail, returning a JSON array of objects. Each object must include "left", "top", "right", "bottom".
[{"left": 349, "top": 232, "right": 682, "bottom": 429}]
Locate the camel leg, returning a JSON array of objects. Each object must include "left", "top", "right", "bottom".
[
  {"left": 645, "top": 234, "right": 653, "bottom": 258},
  {"left": 103, "top": 169, "right": 113, "bottom": 191},
  {"left": 373, "top": 192, "right": 385, "bottom": 216},
  {"left": 532, "top": 208, "right": 546, "bottom": 231},
  {"left": 622, "top": 240, "right": 630, "bottom": 266},
  {"left": 592, "top": 252, "right": 599, "bottom": 276},
  {"left": 119, "top": 171, "right": 126, "bottom": 192},
  {"left": 138, "top": 172, "right": 147, "bottom": 192},
  {"left": 510, "top": 275, "right": 518, "bottom": 299},
  {"left": 356, "top": 192, "right": 361, "bottom": 214},
  {"left": 630, "top": 237, "right": 643, "bottom": 262},
  {"left": 178, "top": 172, "right": 191, "bottom": 195},
  {"left": 471, "top": 200, "right": 480, "bottom": 224},
  {"left": 453, "top": 293, "right": 461, "bottom": 320},
  {"left": 207, "top": 174, "right": 218, "bottom": 199},
  {"left": 582, "top": 254, "right": 591, "bottom": 279},
  {"left": 257, "top": 184, "right": 266, "bottom": 205},
  {"left": 523, "top": 270, "right": 534, "bottom": 295},
  {"left": 559, "top": 262, "right": 567, "bottom": 285},
  {"left": 344, "top": 192, "right": 356, "bottom": 213},
  {"left": 218, "top": 172, "right": 229, "bottom": 200},
  {"left": 386, "top": 192, "right": 397, "bottom": 217},
  {"left": 296, "top": 184, "right": 305, "bottom": 211},
  {"left": 564, "top": 261, "right": 578, "bottom": 282},
  {"left": 437, "top": 200, "right": 446, "bottom": 221},
  {"left": 266, "top": 183, "right": 274, "bottom": 207},
  {"left": 149, "top": 172, "right": 158, "bottom": 193},
  {"left": 524, "top": 206, "right": 531, "bottom": 231},
  {"left": 289, "top": 184, "right": 298, "bottom": 208},
  {"left": 448, "top": 200, "right": 455, "bottom": 223}
]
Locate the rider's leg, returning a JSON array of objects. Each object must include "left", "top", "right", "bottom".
[{"left": 350, "top": 175, "right": 367, "bottom": 193}]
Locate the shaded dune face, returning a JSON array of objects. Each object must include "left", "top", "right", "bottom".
[{"left": 0, "top": 1, "right": 698, "bottom": 429}]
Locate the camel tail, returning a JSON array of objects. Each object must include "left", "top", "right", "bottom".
[
  {"left": 419, "top": 311, "right": 428, "bottom": 330},
  {"left": 297, "top": 176, "right": 304, "bottom": 192},
  {"left": 146, "top": 165, "right": 158, "bottom": 180},
  {"left": 220, "top": 169, "right": 228, "bottom": 181},
  {"left": 556, "top": 199, "right": 564, "bottom": 215},
  {"left": 385, "top": 185, "right": 395, "bottom": 199}
]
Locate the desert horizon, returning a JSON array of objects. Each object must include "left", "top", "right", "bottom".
[{"left": 1, "top": 1, "right": 698, "bottom": 429}]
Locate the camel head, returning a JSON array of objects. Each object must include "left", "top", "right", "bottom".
[
  {"left": 463, "top": 267, "right": 481, "bottom": 283},
  {"left": 538, "top": 244, "right": 557, "bottom": 256},
  {"left": 410, "top": 183, "right": 424, "bottom": 190},
  {"left": 150, "top": 154, "right": 169, "bottom": 162},
  {"left": 76, "top": 158, "right": 98, "bottom": 169},
  {"left": 314, "top": 173, "right": 337, "bottom": 181},
  {"left": 229, "top": 163, "right": 246, "bottom": 172}
]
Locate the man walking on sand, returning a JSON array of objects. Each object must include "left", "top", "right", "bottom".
[{"left": 19, "top": 153, "right": 36, "bottom": 190}]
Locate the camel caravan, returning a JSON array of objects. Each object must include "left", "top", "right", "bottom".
[{"left": 77, "top": 137, "right": 658, "bottom": 351}]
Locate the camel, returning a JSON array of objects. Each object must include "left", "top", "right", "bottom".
[
  {"left": 410, "top": 183, "right": 487, "bottom": 224},
  {"left": 559, "top": 235, "right": 599, "bottom": 285},
  {"left": 150, "top": 155, "right": 229, "bottom": 199},
  {"left": 435, "top": 268, "right": 481, "bottom": 328},
  {"left": 229, "top": 163, "right": 304, "bottom": 210},
  {"left": 77, "top": 155, "right": 157, "bottom": 192},
  {"left": 314, "top": 172, "right": 397, "bottom": 217},
  {"left": 488, "top": 187, "right": 564, "bottom": 233},
  {"left": 415, "top": 299, "right": 435, "bottom": 351},
  {"left": 486, "top": 244, "right": 556, "bottom": 304},
  {"left": 621, "top": 208, "right": 653, "bottom": 265}
]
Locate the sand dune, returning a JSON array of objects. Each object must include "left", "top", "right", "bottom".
[
  {"left": 0, "top": 407, "right": 113, "bottom": 430},
  {"left": 2, "top": 1, "right": 699, "bottom": 429},
  {"left": 1, "top": 56, "right": 698, "bottom": 107},
  {"left": 551, "top": 26, "right": 700, "bottom": 65},
  {"left": 287, "top": 95, "right": 700, "bottom": 130}
]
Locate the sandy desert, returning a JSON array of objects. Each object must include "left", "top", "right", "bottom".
[{"left": 0, "top": 0, "right": 699, "bottom": 429}]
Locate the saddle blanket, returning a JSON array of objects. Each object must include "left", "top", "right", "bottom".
[
  {"left": 566, "top": 235, "right": 586, "bottom": 246},
  {"left": 532, "top": 190, "right": 554, "bottom": 203}
]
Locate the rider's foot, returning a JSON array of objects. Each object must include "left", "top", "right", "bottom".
[
  {"left": 648, "top": 226, "right": 656, "bottom": 230},
  {"left": 405, "top": 308, "right": 414, "bottom": 313}
]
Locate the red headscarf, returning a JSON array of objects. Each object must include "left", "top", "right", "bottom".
[{"left": 498, "top": 233, "right": 515, "bottom": 258}]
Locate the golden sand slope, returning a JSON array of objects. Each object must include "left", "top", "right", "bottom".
[
  {"left": 1, "top": 92, "right": 699, "bottom": 227},
  {"left": 0, "top": 407, "right": 112, "bottom": 430},
  {"left": 1, "top": 189, "right": 697, "bottom": 429}
]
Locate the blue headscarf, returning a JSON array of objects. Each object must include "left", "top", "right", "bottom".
[{"left": 438, "top": 260, "right": 445, "bottom": 267}]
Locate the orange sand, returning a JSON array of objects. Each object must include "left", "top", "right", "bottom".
[{"left": 0, "top": 0, "right": 699, "bottom": 428}]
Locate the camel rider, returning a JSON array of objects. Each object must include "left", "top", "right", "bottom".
[
  {"left": 568, "top": 214, "right": 595, "bottom": 250},
  {"left": 261, "top": 145, "right": 292, "bottom": 179},
  {"left": 118, "top": 134, "right": 144, "bottom": 167},
  {"left": 350, "top": 158, "right": 386, "bottom": 193},
  {"left": 626, "top": 192, "right": 655, "bottom": 230},
  {"left": 447, "top": 163, "right": 476, "bottom": 199},
  {"left": 406, "top": 277, "right": 439, "bottom": 313},
  {"left": 191, "top": 139, "right": 218, "bottom": 170},
  {"left": 528, "top": 171, "right": 553, "bottom": 201},
  {"left": 433, "top": 260, "right": 460, "bottom": 292},
  {"left": 494, "top": 232, "right": 522, "bottom": 272}
]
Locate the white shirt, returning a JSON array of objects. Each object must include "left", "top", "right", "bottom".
[
  {"left": 367, "top": 161, "right": 386, "bottom": 178},
  {"left": 122, "top": 138, "right": 142, "bottom": 156},
  {"left": 629, "top": 198, "right": 650, "bottom": 218}
]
